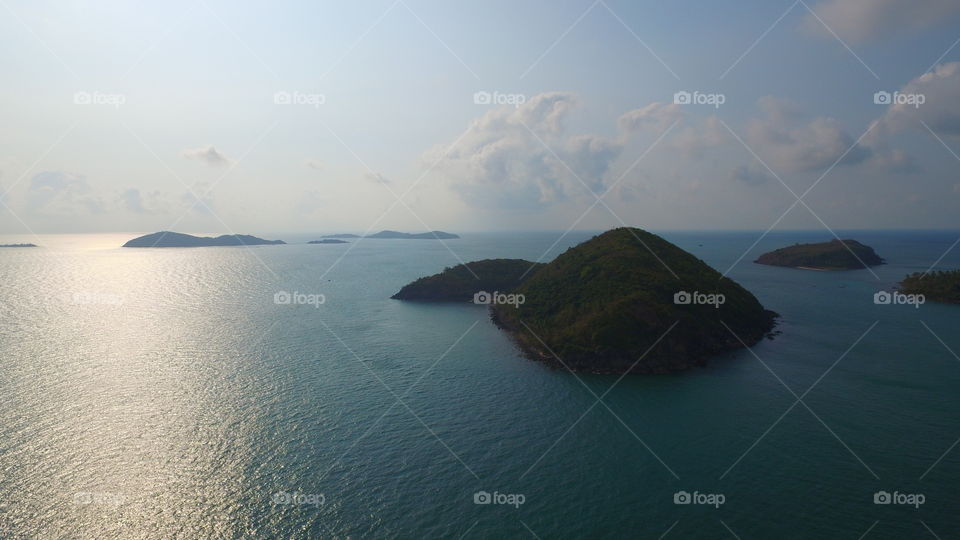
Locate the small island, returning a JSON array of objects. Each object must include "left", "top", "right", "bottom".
[
  {"left": 755, "top": 239, "right": 883, "bottom": 270},
  {"left": 366, "top": 230, "right": 459, "bottom": 240},
  {"left": 122, "top": 231, "right": 286, "bottom": 248},
  {"left": 391, "top": 259, "right": 544, "bottom": 301},
  {"left": 900, "top": 270, "right": 960, "bottom": 304},
  {"left": 308, "top": 239, "right": 349, "bottom": 244},
  {"left": 0, "top": 243, "right": 37, "bottom": 248},
  {"left": 393, "top": 228, "right": 777, "bottom": 374},
  {"left": 319, "top": 234, "right": 360, "bottom": 239}
]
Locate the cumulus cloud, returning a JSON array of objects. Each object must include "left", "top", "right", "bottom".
[
  {"left": 745, "top": 97, "right": 870, "bottom": 173},
  {"left": 181, "top": 182, "right": 216, "bottom": 214},
  {"left": 424, "top": 92, "right": 634, "bottom": 209},
  {"left": 729, "top": 164, "right": 770, "bottom": 186},
  {"left": 867, "top": 62, "right": 960, "bottom": 142},
  {"left": 802, "top": 0, "right": 960, "bottom": 43},
  {"left": 119, "top": 188, "right": 147, "bottom": 213},
  {"left": 618, "top": 102, "right": 683, "bottom": 133},
  {"left": 27, "top": 171, "right": 104, "bottom": 214},
  {"left": 183, "top": 146, "right": 230, "bottom": 167}
]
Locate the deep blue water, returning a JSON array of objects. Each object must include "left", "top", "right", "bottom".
[{"left": 1, "top": 230, "right": 959, "bottom": 538}]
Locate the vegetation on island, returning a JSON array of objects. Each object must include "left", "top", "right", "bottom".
[
  {"left": 900, "top": 270, "right": 960, "bottom": 304},
  {"left": 393, "top": 228, "right": 777, "bottom": 374},
  {"left": 754, "top": 239, "right": 883, "bottom": 270},
  {"left": 122, "top": 231, "right": 286, "bottom": 247},
  {"left": 391, "top": 259, "right": 545, "bottom": 301}
]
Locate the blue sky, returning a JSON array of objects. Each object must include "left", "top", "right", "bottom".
[{"left": 1, "top": 0, "right": 959, "bottom": 234}]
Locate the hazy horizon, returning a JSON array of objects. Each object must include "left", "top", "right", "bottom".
[{"left": 2, "top": 0, "right": 960, "bottom": 237}]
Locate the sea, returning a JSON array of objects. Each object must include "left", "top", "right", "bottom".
[{"left": 1, "top": 230, "right": 958, "bottom": 539}]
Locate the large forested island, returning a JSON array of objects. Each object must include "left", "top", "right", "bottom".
[
  {"left": 900, "top": 270, "right": 960, "bottom": 304},
  {"left": 393, "top": 228, "right": 777, "bottom": 374},
  {"left": 122, "top": 231, "right": 286, "bottom": 247},
  {"left": 754, "top": 239, "right": 884, "bottom": 270}
]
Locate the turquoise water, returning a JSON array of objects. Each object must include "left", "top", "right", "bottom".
[{"left": 1, "top": 231, "right": 959, "bottom": 538}]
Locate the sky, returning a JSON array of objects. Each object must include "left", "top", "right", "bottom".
[{"left": 1, "top": 0, "right": 959, "bottom": 234}]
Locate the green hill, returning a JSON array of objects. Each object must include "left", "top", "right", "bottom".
[
  {"left": 492, "top": 228, "right": 776, "bottom": 373},
  {"left": 900, "top": 270, "right": 960, "bottom": 304}
]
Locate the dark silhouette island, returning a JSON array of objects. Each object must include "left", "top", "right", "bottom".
[
  {"left": 755, "top": 239, "right": 883, "bottom": 270},
  {"left": 308, "top": 239, "right": 349, "bottom": 244},
  {"left": 393, "top": 228, "right": 777, "bottom": 374},
  {"left": 900, "top": 270, "right": 960, "bottom": 304},
  {"left": 122, "top": 232, "right": 286, "bottom": 248},
  {"left": 0, "top": 243, "right": 37, "bottom": 248}
]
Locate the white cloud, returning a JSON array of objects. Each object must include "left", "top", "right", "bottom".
[
  {"left": 425, "top": 92, "right": 629, "bottom": 209},
  {"left": 26, "top": 171, "right": 104, "bottom": 214},
  {"left": 183, "top": 145, "right": 230, "bottom": 167},
  {"left": 802, "top": 0, "right": 960, "bottom": 43},
  {"left": 745, "top": 97, "right": 870, "bottom": 173},
  {"left": 867, "top": 62, "right": 960, "bottom": 142}
]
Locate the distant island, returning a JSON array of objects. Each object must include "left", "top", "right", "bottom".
[
  {"left": 0, "top": 243, "right": 37, "bottom": 248},
  {"left": 900, "top": 270, "right": 960, "bottom": 304},
  {"left": 755, "top": 239, "right": 884, "bottom": 270},
  {"left": 319, "top": 234, "right": 361, "bottom": 239},
  {"left": 366, "top": 230, "right": 459, "bottom": 240},
  {"left": 122, "top": 231, "right": 286, "bottom": 248},
  {"left": 392, "top": 259, "right": 545, "bottom": 301},
  {"left": 308, "top": 239, "right": 349, "bottom": 244},
  {"left": 393, "top": 228, "right": 777, "bottom": 374}
]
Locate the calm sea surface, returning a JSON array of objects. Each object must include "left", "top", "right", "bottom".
[{"left": 1, "top": 230, "right": 959, "bottom": 539}]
